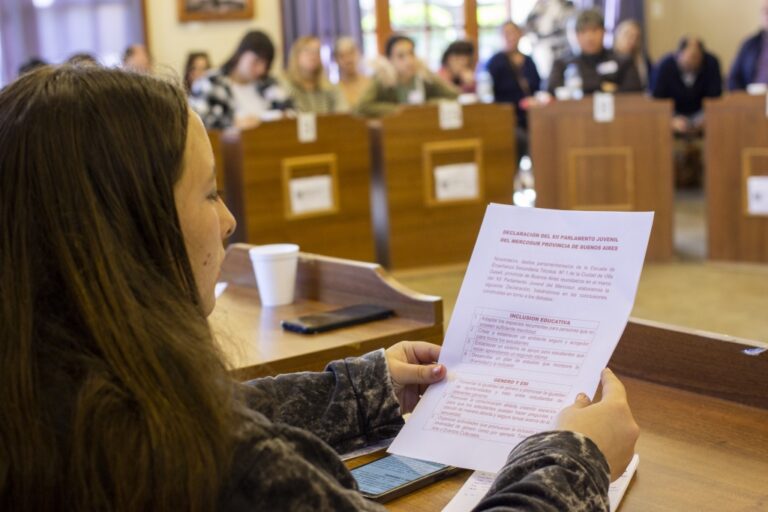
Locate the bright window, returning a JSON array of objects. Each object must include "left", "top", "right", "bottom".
[{"left": 389, "top": 0, "right": 466, "bottom": 69}]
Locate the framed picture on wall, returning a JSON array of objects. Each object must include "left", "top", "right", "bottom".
[{"left": 177, "top": 0, "right": 254, "bottom": 22}]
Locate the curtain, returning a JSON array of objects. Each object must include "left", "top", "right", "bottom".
[
  {"left": 281, "top": 0, "right": 363, "bottom": 66},
  {"left": 0, "top": 0, "right": 144, "bottom": 86}
]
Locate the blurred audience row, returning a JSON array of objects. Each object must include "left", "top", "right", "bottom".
[{"left": 15, "top": 3, "right": 768, "bottom": 139}]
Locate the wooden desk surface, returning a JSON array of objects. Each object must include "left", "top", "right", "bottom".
[
  {"left": 349, "top": 319, "right": 768, "bottom": 511},
  {"left": 210, "top": 244, "right": 444, "bottom": 380}
]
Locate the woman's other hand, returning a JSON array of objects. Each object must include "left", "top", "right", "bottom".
[{"left": 556, "top": 368, "right": 640, "bottom": 481}]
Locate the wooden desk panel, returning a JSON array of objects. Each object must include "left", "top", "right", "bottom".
[
  {"left": 350, "top": 319, "right": 768, "bottom": 511},
  {"left": 371, "top": 104, "right": 517, "bottom": 269},
  {"left": 529, "top": 95, "right": 674, "bottom": 260},
  {"left": 705, "top": 93, "right": 768, "bottom": 262},
  {"left": 210, "top": 244, "right": 443, "bottom": 380},
  {"left": 222, "top": 116, "right": 377, "bottom": 262}
]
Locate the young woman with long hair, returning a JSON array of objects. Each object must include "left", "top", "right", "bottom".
[{"left": 0, "top": 65, "right": 638, "bottom": 511}]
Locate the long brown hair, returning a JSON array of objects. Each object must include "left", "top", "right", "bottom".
[{"left": 0, "top": 66, "right": 235, "bottom": 510}]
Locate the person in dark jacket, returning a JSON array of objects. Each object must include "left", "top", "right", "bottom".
[
  {"left": 653, "top": 37, "right": 722, "bottom": 136},
  {"left": 548, "top": 9, "right": 642, "bottom": 95},
  {"left": 728, "top": 0, "right": 768, "bottom": 90},
  {"left": 487, "top": 21, "right": 542, "bottom": 129},
  {"left": 1, "top": 65, "right": 640, "bottom": 511}
]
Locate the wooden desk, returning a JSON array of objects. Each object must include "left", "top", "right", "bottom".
[
  {"left": 529, "top": 95, "right": 674, "bottom": 261},
  {"left": 209, "top": 244, "right": 443, "bottom": 380},
  {"left": 350, "top": 319, "right": 768, "bottom": 511},
  {"left": 705, "top": 93, "right": 768, "bottom": 262},
  {"left": 371, "top": 103, "right": 517, "bottom": 269},
  {"left": 221, "top": 116, "right": 377, "bottom": 261}
]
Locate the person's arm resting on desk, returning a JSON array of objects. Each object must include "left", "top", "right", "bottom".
[{"left": 240, "top": 341, "right": 445, "bottom": 454}]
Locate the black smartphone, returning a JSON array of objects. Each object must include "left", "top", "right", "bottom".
[
  {"left": 280, "top": 304, "right": 394, "bottom": 334},
  {"left": 351, "top": 454, "right": 458, "bottom": 503}
]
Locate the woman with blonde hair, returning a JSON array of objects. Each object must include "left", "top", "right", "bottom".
[{"left": 285, "top": 35, "right": 342, "bottom": 113}]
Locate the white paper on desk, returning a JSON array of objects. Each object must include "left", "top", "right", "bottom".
[
  {"left": 441, "top": 453, "right": 639, "bottom": 512},
  {"left": 389, "top": 204, "right": 652, "bottom": 472}
]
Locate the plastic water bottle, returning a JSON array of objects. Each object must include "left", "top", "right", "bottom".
[
  {"left": 564, "top": 63, "right": 583, "bottom": 100},
  {"left": 476, "top": 70, "right": 494, "bottom": 103}
]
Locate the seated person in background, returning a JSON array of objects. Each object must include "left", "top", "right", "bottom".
[
  {"left": 17, "top": 57, "right": 47, "bottom": 77},
  {"left": 184, "top": 51, "right": 212, "bottom": 94},
  {"left": 66, "top": 53, "right": 99, "bottom": 66},
  {"left": 652, "top": 37, "right": 722, "bottom": 136},
  {"left": 548, "top": 9, "right": 642, "bottom": 95},
  {"left": 487, "top": 21, "right": 542, "bottom": 129},
  {"left": 190, "top": 30, "right": 290, "bottom": 130},
  {"left": 728, "top": 0, "right": 768, "bottom": 90},
  {"left": 284, "top": 35, "right": 342, "bottom": 114},
  {"left": 122, "top": 44, "right": 152, "bottom": 74},
  {"left": 2, "top": 65, "right": 639, "bottom": 511},
  {"left": 356, "top": 34, "right": 458, "bottom": 117},
  {"left": 438, "top": 40, "right": 477, "bottom": 93},
  {"left": 333, "top": 36, "right": 371, "bottom": 110},
  {"left": 613, "top": 19, "right": 652, "bottom": 90}
]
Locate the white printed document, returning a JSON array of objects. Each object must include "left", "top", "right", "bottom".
[
  {"left": 441, "top": 454, "right": 640, "bottom": 512},
  {"left": 389, "top": 204, "right": 652, "bottom": 472}
]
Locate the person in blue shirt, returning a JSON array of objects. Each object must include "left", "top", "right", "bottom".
[
  {"left": 728, "top": 0, "right": 768, "bottom": 90},
  {"left": 652, "top": 37, "right": 722, "bottom": 137},
  {"left": 487, "top": 21, "right": 541, "bottom": 130}
]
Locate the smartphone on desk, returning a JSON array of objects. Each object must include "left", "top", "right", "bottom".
[
  {"left": 351, "top": 454, "right": 459, "bottom": 503},
  {"left": 280, "top": 304, "right": 394, "bottom": 334}
]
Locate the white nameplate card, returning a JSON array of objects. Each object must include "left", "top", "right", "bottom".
[
  {"left": 288, "top": 175, "right": 334, "bottom": 215},
  {"left": 594, "top": 92, "right": 615, "bottom": 123},
  {"left": 747, "top": 176, "right": 768, "bottom": 215},
  {"left": 434, "top": 163, "right": 479, "bottom": 201},
  {"left": 439, "top": 101, "right": 463, "bottom": 130},
  {"left": 441, "top": 453, "right": 639, "bottom": 511},
  {"left": 389, "top": 204, "right": 652, "bottom": 473},
  {"left": 297, "top": 113, "right": 317, "bottom": 143}
]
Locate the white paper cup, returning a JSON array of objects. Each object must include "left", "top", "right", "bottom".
[{"left": 249, "top": 244, "right": 299, "bottom": 307}]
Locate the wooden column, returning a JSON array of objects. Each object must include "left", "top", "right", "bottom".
[{"left": 375, "top": 0, "right": 392, "bottom": 55}]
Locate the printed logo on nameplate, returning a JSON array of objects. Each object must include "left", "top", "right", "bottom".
[
  {"left": 434, "top": 163, "right": 479, "bottom": 201},
  {"left": 747, "top": 175, "right": 768, "bottom": 215},
  {"left": 593, "top": 92, "right": 615, "bottom": 123},
  {"left": 289, "top": 175, "right": 333, "bottom": 215},
  {"left": 439, "top": 101, "right": 463, "bottom": 130},
  {"left": 297, "top": 113, "right": 317, "bottom": 143}
]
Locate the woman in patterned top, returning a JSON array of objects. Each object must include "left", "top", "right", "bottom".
[
  {"left": 0, "top": 65, "right": 638, "bottom": 511},
  {"left": 190, "top": 30, "right": 291, "bottom": 130}
]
